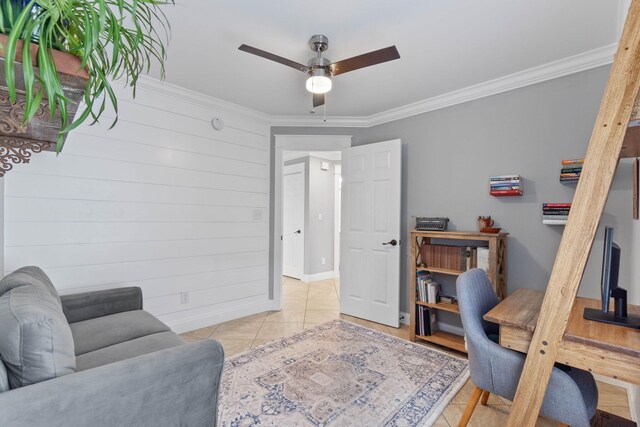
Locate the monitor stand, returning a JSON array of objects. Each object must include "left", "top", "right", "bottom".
[{"left": 583, "top": 287, "right": 640, "bottom": 329}]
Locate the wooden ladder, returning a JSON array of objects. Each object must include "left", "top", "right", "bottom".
[{"left": 507, "top": 1, "right": 640, "bottom": 425}]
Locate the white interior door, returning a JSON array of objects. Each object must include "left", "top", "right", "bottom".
[
  {"left": 283, "top": 163, "right": 305, "bottom": 279},
  {"left": 340, "top": 139, "right": 402, "bottom": 327}
]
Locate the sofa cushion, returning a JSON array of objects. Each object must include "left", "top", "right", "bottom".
[
  {"left": 70, "top": 310, "right": 171, "bottom": 356},
  {"left": 75, "top": 331, "right": 184, "bottom": 371},
  {"left": 0, "top": 284, "right": 76, "bottom": 388},
  {"left": 0, "top": 362, "right": 8, "bottom": 393}
]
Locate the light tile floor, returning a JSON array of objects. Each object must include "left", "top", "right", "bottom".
[{"left": 181, "top": 277, "right": 632, "bottom": 426}]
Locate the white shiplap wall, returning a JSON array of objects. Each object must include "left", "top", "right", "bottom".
[{"left": 3, "top": 78, "right": 272, "bottom": 333}]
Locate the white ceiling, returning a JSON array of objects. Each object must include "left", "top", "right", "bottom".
[{"left": 151, "top": 1, "right": 623, "bottom": 118}]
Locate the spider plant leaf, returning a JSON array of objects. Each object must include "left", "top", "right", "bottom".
[
  {"left": 21, "top": 21, "right": 36, "bottom": 124},
  {"left": 4, "top": 1, "right": 36, "bottom": 103}
]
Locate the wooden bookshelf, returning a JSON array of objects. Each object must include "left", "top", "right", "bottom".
[{"left": 409, "top": 229, "right": 508, "bottom": 353}]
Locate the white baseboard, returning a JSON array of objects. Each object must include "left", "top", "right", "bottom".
[
  {"left": 302, "top": 271, "right": 337, "bottom": 282},
  {"left": 400, "top": 311, "right": 410, "bottom": 325},
  {"left": 166, "top": 300, "right": 275, "bottom": 334}
]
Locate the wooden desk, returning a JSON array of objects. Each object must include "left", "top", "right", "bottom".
[{"left": 484, "top": 289, "right": 640, "bottom": 384}]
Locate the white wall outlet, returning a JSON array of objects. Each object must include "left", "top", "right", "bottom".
[
  {"left": 321, "top": 161, "right": 329, "bottom": 171},
  {"left": 321, "top": 257, "right": 326, "bottom": 265},
  {"left": 253, "top": 208, "right": 263, "bottom": 220},
  {"left": 180, "top": 291, "right": 189, "bottom": 304},
  {"left": 318, "top": 213, "right": 323, "bottom": 221}
]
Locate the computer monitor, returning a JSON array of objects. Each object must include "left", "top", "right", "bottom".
[{"left": 583, "top": 227, "right": 640, "bottom": 329}]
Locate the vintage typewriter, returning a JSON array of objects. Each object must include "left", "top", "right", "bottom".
[{"left": 415, "top": 217, "right": 449, "bottom": 231}]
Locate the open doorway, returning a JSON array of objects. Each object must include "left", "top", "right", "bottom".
[{"left": 282, "top": 151, "right": 342, "bottom": 292}]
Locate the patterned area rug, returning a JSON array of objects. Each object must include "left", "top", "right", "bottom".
[{"left": 219, "top": 319, "right": 469, "bottom": 426}]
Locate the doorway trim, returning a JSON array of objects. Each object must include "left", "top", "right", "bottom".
[{"left": 273, "top": 134, "right": 352, "bottom": 310}]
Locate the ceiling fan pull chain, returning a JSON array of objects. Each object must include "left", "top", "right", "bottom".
[{"left": 323, "top": 95, "right": 327, "bottom": 123}]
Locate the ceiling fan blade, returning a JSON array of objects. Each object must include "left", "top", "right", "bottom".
[
  {"left": 330, "top": 46, "right": 400, "bottom": 76},
  {"left": 238, "top": 44, "right": 308, "bottom": 73},
  {"left": 313, "top": 93, "right": 325, "bottom": 108}
]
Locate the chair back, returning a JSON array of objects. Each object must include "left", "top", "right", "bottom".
[{"left": 456, "top": 268, "right": 500, "bottom": 392}]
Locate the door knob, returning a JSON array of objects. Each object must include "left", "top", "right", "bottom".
[
  {"left": 294, "top": 230, "right": 301, "bottom": 234},
  {"left": 383, "top": 239, "right": 398, "bottom": 246}
]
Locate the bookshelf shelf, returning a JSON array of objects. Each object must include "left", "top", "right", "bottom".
[
  {"left": 417, "top": 300, "right": 460, "bottom": 314},
  {"left": 419, "top": 266, "right": 465, "bottom": 276},
  {"left": 410, "top": 229, "right": 508, "bottom": 353},
  {"left": 417, "top": 331, "right": 467, "bottom": 353}
]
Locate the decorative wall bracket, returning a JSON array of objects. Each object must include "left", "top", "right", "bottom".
[{"left": 0, "top": 136, "right": 54, "bottom": 176}]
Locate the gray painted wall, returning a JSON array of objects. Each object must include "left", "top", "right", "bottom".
[
  {"left": 271, "top": 64, "right": 638, "bottom": 319},
  {"left": 284, "top": 156, "right": 337, "bottom": 275}
]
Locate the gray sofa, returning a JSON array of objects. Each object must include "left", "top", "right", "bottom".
[{"left": 0, "top": 266, "right": 224, "bottom": 427}]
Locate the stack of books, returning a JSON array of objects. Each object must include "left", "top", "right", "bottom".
[
  {"left": 490, "top": 175, "right": 523, "bottom": 196},
  {"left": 542, "top": 203, "right": 571, "bottom": 225},
  {"left": 416, "top": 271, "right": 441, "bottom": 303},
  {"left": 560, "top": 159, "right": 584, "bottom": 183}
]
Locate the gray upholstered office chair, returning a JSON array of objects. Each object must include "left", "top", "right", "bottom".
[{"left": 456, "top": 269, "right": 598, "bottom": 427}]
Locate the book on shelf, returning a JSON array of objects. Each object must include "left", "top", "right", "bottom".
[
  {"left": 416, "top": 306, "right": 438, "bottom": 336},
  {"left": 561, "top": 159, "right": 584, "bottom": 165},
  {"left": 427, "top": 281, "right": 441, "bottom": 304},
  {"left": 490, "top": 185, "right": 521, "bottom": 191},
  {"left": 560, "top": 167, "right": 583, "bottom": 173},
  {"left": 543, "top": 215, "right": 568, "bottom": 220},
  {"left": 560, "top": 173, "right": 581, "bottom": 178},
  {"left": 477, "top": 247, "right": 489, "bottom": 272},
  {"left": 420, "top": 244, "right": 477, "bottom": 272},
  {"left": 542, "top": 210, "right": 570, "bottom": 215},
  {"left": 415, "top": 271, "right": 433, "bottom": 303},
  {"left": 490, "top": 180, "right": 521, "bottom": 185},
  {"left": 543, "top": 219, "right": 568, "bottom": 225},
  {"left": 490, "top": 175, "right": 521, "bottom": 181},
  {"left": 439, "top": 295, "right": 457, "bottom": 304},
  {"left": 542, "top": 203, "right": 572, "bottom": 208},
  {"left": 560, "top": 178, "right": 579, "bottom": 183},
  {"left": 490, "top": 189, "right": 523, "bottom": 196}
]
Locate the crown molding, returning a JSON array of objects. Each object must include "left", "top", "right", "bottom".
[
  {"left": 136, "top": 75, "right": 272, "bottom": 125},
  {"left": 269, "top": 115, "right": 370, "bottom": 128},
  {"left": 135, "top": 43, "right": 616, "bottom": 129},
  {"left": 365, "top": 43, "right": 617, "bottom": 127}
]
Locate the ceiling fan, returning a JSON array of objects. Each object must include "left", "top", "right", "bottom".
[{"left": 238, "top": 35, "right": 400, "bottom": 108}]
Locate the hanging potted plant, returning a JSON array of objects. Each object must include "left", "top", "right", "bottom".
[{"left": 0, "top": 0, "right": 173, "bottom": 172}]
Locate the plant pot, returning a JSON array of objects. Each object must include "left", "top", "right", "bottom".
[{"left": 0, "top": 34, "right": 88, "bottom": 175}]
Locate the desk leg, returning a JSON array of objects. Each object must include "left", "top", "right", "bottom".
[{"left": 594, "top": 374, "right": 639, "bottom": 422}]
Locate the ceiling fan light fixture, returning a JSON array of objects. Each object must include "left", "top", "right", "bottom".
[{"left": 306, "top": 68, "right": 332, "bottom": 94}]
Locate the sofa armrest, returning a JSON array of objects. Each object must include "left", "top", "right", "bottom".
[
  {"left": 0, "top": 340, "right": 224, "bottom": 427},
  {"left": 60, "top": 287, "right": 143, "bottom": 323}
]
